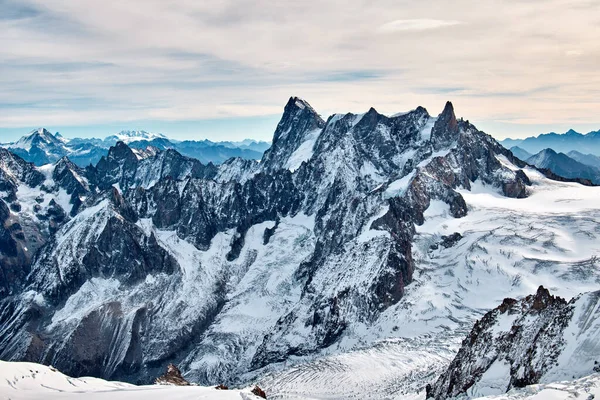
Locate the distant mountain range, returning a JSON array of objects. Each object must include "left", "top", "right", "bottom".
[
  {"left": 519, "top": 148, "right": 600, "bottom": 184},
  {"left": 500, "top": 129, "right": 600, "bottom": 184},
  {"left": 1, "top": 129, "right": 270, "bottom": 167},
  {"left": 501, "top": 129, "right": 600, "bottom": 155}
]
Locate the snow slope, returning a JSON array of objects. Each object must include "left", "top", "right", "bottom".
[
  {"left": 0, "top": 361, "right": 263, "bottom": 400},
  {"left": 476, "top": 373, "right": 600, "bottom": 400}
]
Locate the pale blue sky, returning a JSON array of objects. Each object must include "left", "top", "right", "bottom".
[{"left": 1, "top": 0, "right": 598, "bottom": 143}]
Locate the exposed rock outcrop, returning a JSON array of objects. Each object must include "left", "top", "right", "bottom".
[
  {"left": 155, "top": 363, "right": 190, "bottom": 386},
  {"left": 427, "top": 286, "right": 600, "bottom": 399}
]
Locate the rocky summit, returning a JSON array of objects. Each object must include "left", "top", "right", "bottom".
[{"left": 0, "top": 97, "right": 578, "bottom": 387}]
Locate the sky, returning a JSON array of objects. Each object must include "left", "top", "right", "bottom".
[{"left": 0, "top": 0, "right": 599, "bottom": 142}]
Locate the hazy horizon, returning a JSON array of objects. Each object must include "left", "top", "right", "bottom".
[{"left": 1, "top": 103, "right": 599, "bottom": 143}]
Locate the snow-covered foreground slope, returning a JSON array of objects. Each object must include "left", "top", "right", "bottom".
[
  {"left": 476, "top": 374, "right": 600, "bottom": 400},
  {"left": 2, "top": 360, "right": 600, "bottom": 400},
  {"left": 0, "top": 361, "right": 262, "bottom": 400}
]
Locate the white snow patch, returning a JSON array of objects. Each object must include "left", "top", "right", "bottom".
[
  {"left": 417, "top": 148, "right": 452, "bottom": 168},
  {"left": 420, "top": 116, "right": 437, "bottom": 141},
  {"left": 495, "top": 154, "right": 520, "bottom": 171},
  {"left": 54, "top": 188, "right": 73, "bottom": 215},
  {"left": 384, "top": 171, "right": 416, "bottom": 199},
  {"left": 468, "top": 359, "right": 512, "bottom": 397},
  {"left": 38, "top": 164, "right": 56, "bottom": 187},
  {"left": 286, "top": 128, "right": 322, "bottom": 172},
  {"left": 356, "top": 205, "right": 391, "bottom": 243}
]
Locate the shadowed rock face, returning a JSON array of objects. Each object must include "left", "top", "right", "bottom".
[
  {"left": 0, "top": 149, "right": 69, "bottom": 297},
  {"left": 260, "top": 97, "right": 326, "bottom": 173},
  {"left": 431, "top": 101, "right": 459, "bottom": 151},
  {"left": 0, "top": 97, "right": 562, "bottom": 385},
  {"left": 426, "top": 286, "right": 600, "bottom": 399}
]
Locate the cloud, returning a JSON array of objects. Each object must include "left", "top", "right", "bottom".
[
  {"left": 378, "top": 19, "right": 462, "bottom": 33},
  {"left": 0, "top": 0, "right": 598, "bottom": 141}
]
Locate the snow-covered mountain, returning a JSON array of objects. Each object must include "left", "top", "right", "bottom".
[
  {"left": 1, "top": 97, "right": 600, "bottom": 399},
  {"left": 1, "top": 129, "right": 270, "bottom": 167},
  {"left": 525, "top": 148, "right": 600, "bottom": 184},
  {"left": 0, "top": 149, "right": 89, "bottom": 297},
  {"left": 105, "top": 130, "right": 168, "bottom": 143},
  {"left": 427, "top": 286, "right": 600, "bottom": 399},
  {"left": 3, "top": 128, "right": 71, "bottom": 166}
]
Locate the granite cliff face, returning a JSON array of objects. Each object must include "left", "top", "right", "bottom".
[{"left": 0, "top": 97, "right": 546, "bottom": 385}]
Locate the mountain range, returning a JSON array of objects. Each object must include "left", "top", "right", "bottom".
[
  {"left": 1, "top": 128, "right": 270, "bottom": 167},
  {"left": 513, "top": 147, "right": 600, "bottom": 184},
  {"left": 1, "top": 97, "right": 599, "bottom": 399},
  {"left": 501, "top": 129, "right": 600, "bottom": 155}
]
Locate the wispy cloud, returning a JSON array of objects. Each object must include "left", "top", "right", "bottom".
[
  {"left": 314, "top": 70, "right": 386, "bottom": 82},
  {"left": 378, "top": 19, "right": 461, "bottom": 33}
]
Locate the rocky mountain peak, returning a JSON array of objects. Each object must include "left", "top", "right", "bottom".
[
  {"left": 8, "top": 128, "right": 63, "bottom": 151},
  {"left": 537, "top": 148, "right": 557, "bottom": 156},
  {"left": 430, "top": 101, "right": 459, "bottom": 150},
  {"left": 414, "top": 105, "right": 428, "bottom": 115},
  {"left": 29, "top": 128, "right": 54, "bottom": 138},
  {"left": 261, "top": 97, "right": 326, "bottom": 171},
  {"left": 528, "top": 285, "right": 566, "bottom": 311},
  {"left": 276, "top": 97, "right": 325, "bottom": 140},
  {"left": 54, "top": 156, "right": 79, "bottom": 174},
  {"left": 52, "top": 156, "right": 90, "bottom": 215},
  {"left": 107, "top": 141, "right": 137, "bottom": 163},
  {"left": 427, "top": 287, "right": 598, "bottom": 399}
]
